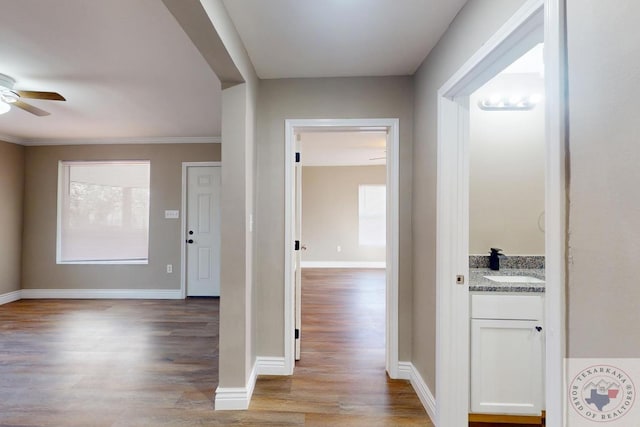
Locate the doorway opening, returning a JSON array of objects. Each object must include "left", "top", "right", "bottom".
[
  {"left": 296, "top": 130, "right": 387, "bottom": 363},
  {"left": 435, "top": 1, "right": 566, "bottom": 426},
  {"left": 468, "top": 43, "right": 546, "bottom": 418},
  {"left": 284, "top": 118, "right": 400, "bottom": 378}
]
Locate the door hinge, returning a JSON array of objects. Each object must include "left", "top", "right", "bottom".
[
  {"left": 295, "top": 240, "right": 300, "bottom": 251},
  {"left": 295, "top": 152, "right": 301, "bottom": 163},
  {"left": 295, "top": 328, "right": 300, "bottom": 339}
]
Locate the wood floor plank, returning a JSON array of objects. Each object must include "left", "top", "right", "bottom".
[
  {"left": 250, "top": 268, "right": 433, "bottom": 425},
  {"left": 0, "top": 268, "right": 432, "bottom": 425}
]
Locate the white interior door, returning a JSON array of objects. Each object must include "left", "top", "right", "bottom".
[
  {"left": 186, "top": 166, "right": 221, "bottom": 297},
  {"left": 294, "top": 141, "right": 302, "bottom": 360}
]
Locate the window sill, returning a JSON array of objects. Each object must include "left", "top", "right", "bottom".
[{"left": 56, "top": 260, "right": 149, "bottom": 265}]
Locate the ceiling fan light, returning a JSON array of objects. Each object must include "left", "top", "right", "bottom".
[
  {"left": 0, "top": 101, "right": 10, "bottom": 115},
  {"left": 0, "top": 90, "right": 19, "bottom": 104}
]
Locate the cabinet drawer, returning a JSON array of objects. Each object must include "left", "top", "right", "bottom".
[{"left": 471, "top": 294, "right": 543, "bottom": 320}]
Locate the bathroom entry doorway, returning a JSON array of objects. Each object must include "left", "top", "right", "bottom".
[
  {"left": 468, "top": 43, "right": 547, "bottom": 416},
  {"left": 284, "top": 118, "right": 400, "bottom": 378},
  {"left": 435, "top": 1, "right": 567, "bottom": 426}
]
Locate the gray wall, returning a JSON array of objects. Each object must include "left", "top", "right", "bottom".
[
  {"left": 0, "top": 141, "right": 24, "bottom": 295},
  {"left": 469, "top": 73, "right": 545, "bottom": 255},
  {"left": 21, "top": 143, "right": 220, "bottom": 290},
  {"left": 157, "top": 0, "right": 260, "bottom": 392},
  {"left": 255, "top": 76, "right": 414, "bottom": 360},
  {"left": 566, "top": 1, "right": 640, "bottom": 357},
  {"left": 302, "top": 166, "right": 386, "bottom": 264},
  {"left": 412, "top": 0, "right": 527, "bottom": 394}
]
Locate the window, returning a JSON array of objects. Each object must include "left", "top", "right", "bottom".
[
  {"left": 57, "top": 161, "right": 150, "bottom": 264},
  {"left": 358, "top": 185, "right": 386, "bottom": 246}
]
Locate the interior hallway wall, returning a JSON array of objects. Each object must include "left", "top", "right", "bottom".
[
  {"left": 566, "top": 0, "right": 640, "bottom": 356},
  {"left": 302, "top": 165, "right": 386, "bottom": 264},
  {"left": 255, "top": 76, "right": 414, "bottom": 360},
  {"left": 412, "top": 0, "right": 527, "bottom": 394},
  {"left": 21, "top": 143, "right": 220, "bottom": 291},
  {"left": 0, "top": 140, "right": 24, "bottom": 296}
]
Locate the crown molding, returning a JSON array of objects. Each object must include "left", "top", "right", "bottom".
[
  {"left": 13, "top": 136, "right": 221, "bottom": 146},
  {"left": 0, "top": 133, "right": 24, "bottom": 144}
]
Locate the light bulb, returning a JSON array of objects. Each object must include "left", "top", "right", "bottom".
[
  {"left": 509, "top": 95, "right": 522, "bottom": 105},
  {"left": 0, "top": 102, "right": 10, "bottom": 115}
]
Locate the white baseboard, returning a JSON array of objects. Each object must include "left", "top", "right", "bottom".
[
  {"left": 215, "top": 361, "right": 258, "bottom": 410},
  {"left": 0, "top": 290, "right": 21, "bottom": 305},
  {"left": 20, "top": 289, "right": 183, "bottom": 300},
  {"left": 300, "top": 261, "right": 386, "bottom": 269},
  {"left": 398, "top": 361, "right": 437, "bottom": 424},
  {"left": 255, "top": 356, "right": 288, "bottom": 375},
  {"left": 214, "top": 356, "right": 287, "bottom": 411}
]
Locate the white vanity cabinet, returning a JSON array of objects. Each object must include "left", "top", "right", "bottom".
[{"left": 470, "top": 293, "right": 544, "bottom": 415}]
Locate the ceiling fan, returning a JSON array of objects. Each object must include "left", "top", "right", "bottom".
[{"left": 0, "top": 73, "right": 66, "bottom": 117}]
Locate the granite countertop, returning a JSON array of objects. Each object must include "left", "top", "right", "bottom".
[{"left": 469, "top": 268, "right": 545, "bottom": 293}]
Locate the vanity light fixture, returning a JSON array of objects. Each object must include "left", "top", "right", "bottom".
[{"left": 478, "top": 93, "right": 543, "bottom": 111}]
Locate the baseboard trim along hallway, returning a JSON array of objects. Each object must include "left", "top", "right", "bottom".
[
  {"left": 214, "top": 362, "right": 258, "bottom": 410},
  {"left": 255, "top": 356, "right": 288, "bottom": 375},
  {"left": 19, "top": 289, "right": 183, "bottom": 299},
  {"left": 398, "top": 361, "right": 437, "bottom": 423},
  {"left": 0, "top": 290, "right": 21, "bottom": 305},
  {"left": 300, "top": 261, "right": 386, "bottom": 269}
]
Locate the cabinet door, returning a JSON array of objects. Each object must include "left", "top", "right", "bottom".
[{"left": 471, "top": 319, "right": 543, "bottom": 415}]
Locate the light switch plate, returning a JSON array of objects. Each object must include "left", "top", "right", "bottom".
[{"left": 164, "top": 210, "right": 179, "bottom": 219}]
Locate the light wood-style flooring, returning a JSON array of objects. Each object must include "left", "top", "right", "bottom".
[
  {"left": 0, "top": 269, "right": 431, "bottom": 426},
  {"left": 251, "top": 268, "right": 431, "bottom": 425}
]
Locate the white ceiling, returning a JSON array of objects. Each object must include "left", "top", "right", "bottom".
[
  {"left": 0, "top": 0, "right": 221, "bottom": 144},
  {"left": 0, "top": 1, "right": 469, "bottom": 144},
  {"left": 222, "top": 0, "right": 468, "bottom": 79},
  {"left": 300, "top": 131, "right": 387, "bottom": 166}
]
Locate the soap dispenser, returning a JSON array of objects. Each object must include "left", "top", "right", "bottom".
[{"left": 489, "top": 248, "right": 506, "bottom": 271}]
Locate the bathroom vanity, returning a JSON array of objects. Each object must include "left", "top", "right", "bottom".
[{"left": 469, "top": 269, "right": 545, "bottom": 416}]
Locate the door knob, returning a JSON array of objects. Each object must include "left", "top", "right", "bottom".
[
  {"left": 187, "top": 239, "right": 194, "bottom": 244},
  {"left": 189, "top": 230, "right": 194, "bottom": 235}
]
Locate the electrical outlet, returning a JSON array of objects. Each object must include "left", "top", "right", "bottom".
[{"left": 166, "top": 264, "right": 173, "bottom": 274}]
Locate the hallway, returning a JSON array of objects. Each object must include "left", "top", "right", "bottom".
[{"left": 250, "top": 268, "right": 431, "bottom": 426}]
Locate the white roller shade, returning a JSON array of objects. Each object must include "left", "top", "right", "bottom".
[
  {"left": 358, "top": 184, "right": 386, "bottom": 247},
  {"left": 57, "top": 161, "right": 150, "bottom": 263}
]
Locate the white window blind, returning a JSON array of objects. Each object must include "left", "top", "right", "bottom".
[
  {"left": 358, "top": 185, "right": 386, "bottom": 247},
  {"left": 57, "top": 161, "right": 150, "bottom": 264}
]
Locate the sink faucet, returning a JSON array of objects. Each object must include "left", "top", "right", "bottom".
[{"left": 489, "top": 248, "right": 507, "bottom": 271}]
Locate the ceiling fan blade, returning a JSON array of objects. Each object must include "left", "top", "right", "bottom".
[
  {"left": 14, "top": 100, "right": 51, "bottom": 116},
  {"left": 17, "top": 90, "right": 66, "bottom": 101}
]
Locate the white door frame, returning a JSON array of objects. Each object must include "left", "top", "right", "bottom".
[
  {"left": 284, "top": 118, "right": 400, "bottom": 377},
  {"left": 435, "top": 1, "right": 566, "bottom": 426},
  {"left": 180, "top": 161, "right": 222, "bottom": 299}
]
